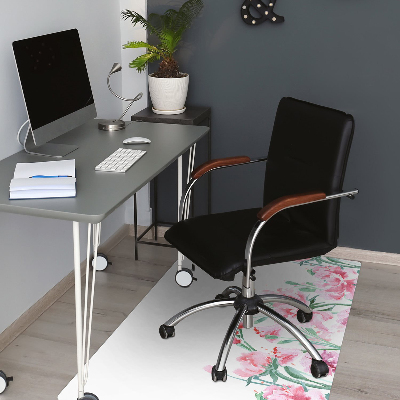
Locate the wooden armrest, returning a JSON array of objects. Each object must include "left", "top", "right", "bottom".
[
  {"left": 191, "top": 156, "right": 251, "bottom": 179},
  {"left": 257, "top": 191, "right": 326, "bottom": 221}
]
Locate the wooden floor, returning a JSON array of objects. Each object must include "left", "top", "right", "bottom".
[{"left": 0, "top": 235, "right": 398, "bottom": 400}]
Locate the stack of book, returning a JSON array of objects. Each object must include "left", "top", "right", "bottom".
[{"left": 9, "top": 159, "right": 76, "bottom": 200}]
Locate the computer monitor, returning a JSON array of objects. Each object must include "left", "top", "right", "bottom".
[{"left": 13, "top": 29, "right": 96, "bottom": 157}]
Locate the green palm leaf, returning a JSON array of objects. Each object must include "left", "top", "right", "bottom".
[
  {"left": 121, "top": 10, "right": 161, "bottom": 39},
  {"left": 159, "top": 30, "right": 183, "bottom": 55},
  {"left": 122, "top": 0, "right": 204, "bottom": 76},
  {"left": 123, "top": 41, "right": 161, "bottom": 54},
  {"left": 129, "top": 52, "right": 161, "bottom": 73}
]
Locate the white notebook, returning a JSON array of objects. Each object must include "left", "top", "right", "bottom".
[{"left": 10, "top": 159, "right": 76, "bottom": 200}]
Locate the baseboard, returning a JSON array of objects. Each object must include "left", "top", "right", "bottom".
[
  {"left": 0, "top": 224, "right": 130, "bottom": 352},
  {"left": 128, "top": 224, "right": 169, "bottom": 239}
]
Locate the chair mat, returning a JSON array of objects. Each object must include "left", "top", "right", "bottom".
[{"left": 59, "top": 256, "right": 361, "bottom": 400}]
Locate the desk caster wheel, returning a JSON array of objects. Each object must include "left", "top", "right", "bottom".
[
  {"left": 211, "top": 366, "right": 227, "bottom": 382},
  {"left": 311, "top": 359, "right": 329, "bottom": 378},
  {"left": 175, "top": 268, "right": 196, "bottom": 287},
  {"left": 91, "top": 253, "right": 111, "bottom": 271},
  {"left": 159, "top": 324, "right": 175, "bottom": 339},
  {"left": 0, "top": 371, "right": 13, "bottom": 394},
  {"left": 80, "top": 393, "right": 99, "bottom": 400},
  {"left": 297, "top": 309, "right": 313, "bottom": 323}
]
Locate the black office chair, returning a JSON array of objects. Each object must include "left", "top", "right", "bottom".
[{"left": 159, "top": 97, "right": 358, "bottom": 382}]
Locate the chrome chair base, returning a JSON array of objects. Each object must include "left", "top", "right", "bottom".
[{"left": 160, "top": 282, "right": 329, "bottom": 381}]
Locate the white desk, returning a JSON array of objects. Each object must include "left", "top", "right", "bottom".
[{"left": 0, "top": 119, "right": 208, "bottom": 399}]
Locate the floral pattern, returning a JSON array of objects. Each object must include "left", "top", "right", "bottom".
[
  {"left": 262, "top": 384, "right": 326, "bottom": 400},
  {"left": 204, "top": 256, "right": 361, "bottom": 399}
]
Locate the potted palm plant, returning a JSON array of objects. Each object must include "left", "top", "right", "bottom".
[{"left": 122, "top": 0, "right": 204, "bottom": 114}]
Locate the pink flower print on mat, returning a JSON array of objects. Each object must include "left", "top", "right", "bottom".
[
  {"left": 261, "top": 288, "right": 309, "bottom": 319},
  {"left": 310, "top": 311, "right": 334, "bottom": 340},
  {"left": 274, "top": 306, "right": 297, "bottom": 319},
  {"left": 254, "top": 326, "right": 282, "bottom": 342},
  {"left": 233, "top": 337, "right": 241, "bottom": 344},
  {"left": 272, "top": 346, "right": 301, "bottom": 366},
  {"left": 234, "top": 351, "right": 273, "bottom": 377},
  {"left": 335, "top": 308, "right": 350, "bottom": 330},
  {"left": 262, "top": 384, "right": 326, "bottom": 400},
  {"left": 234, "top": 348, "right": 300, "bottom": 377},
  {"left": 312, "top": 265, "right": 357, "bottom": 301},
  {"left": 203, "top": 257, "right": 360, "bottom": 398}
]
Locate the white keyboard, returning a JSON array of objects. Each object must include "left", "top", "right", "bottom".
[{"left": 95, "top": 148, "right": 146, "bottom": 173}]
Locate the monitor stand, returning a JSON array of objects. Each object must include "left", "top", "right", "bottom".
[{"left": 23, "top": 126, "right": 78, "bottom": 158}]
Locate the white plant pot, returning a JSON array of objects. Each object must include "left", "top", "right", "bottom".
[{"left": 148, "top": 73, "right": 189, "bottom": 114}]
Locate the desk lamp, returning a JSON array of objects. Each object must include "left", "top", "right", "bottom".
[{"left": 98, "top": 63, "right": 143, "bottom": 131}]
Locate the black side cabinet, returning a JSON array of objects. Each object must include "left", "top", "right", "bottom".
[{"left": 131, "top": 106, "right": 212, "bottom": 259}]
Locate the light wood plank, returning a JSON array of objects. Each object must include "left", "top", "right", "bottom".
[
  {"left": 330, "top": 261, "right": 400, "bottom": 400},
  {"left": 22, "top": 301, "right": 126, "bottom": 350},
  {"left": 331, "top": 341, "right": 400, "bottom": 400},
  {"left": 0, "top": 224, "right": 130, "bottom": 352},
  {"left": 107, "top": 235, "right": 177, "bottom": 265}
]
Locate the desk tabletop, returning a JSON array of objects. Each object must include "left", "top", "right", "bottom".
[{"left": 0, "top": 120, "right": 208, "bottom": 223}]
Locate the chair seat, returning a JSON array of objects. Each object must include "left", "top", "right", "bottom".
[{"left": 165, "top": 208, "right": 334, "bottom": 281}]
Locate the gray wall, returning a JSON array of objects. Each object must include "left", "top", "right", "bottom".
[{"left": 148, "top": 0, "right": 400, "bottom": 253}]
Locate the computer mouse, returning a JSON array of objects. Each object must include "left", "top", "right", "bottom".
[{"left": 123, "top": 137, "right": 151, "bottom": 144}]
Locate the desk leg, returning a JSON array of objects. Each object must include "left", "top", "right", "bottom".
[
  {"left": 185, "top": 144, "right": 196, "bottom": 219},
  {"left": 177, "top": 145, "right": 197, "bottom": 272},
  {"left": 154, "top": 176, "right": 158, "bottom": 241},
  {"left": 73, "top": 221, "right": 101, "bottom": 400},
  {"left": 177, "top": 155, "right": 183, "bottom": 270},
  {"left": 134, "top": 194, "right": 138, "bottom": 260}
]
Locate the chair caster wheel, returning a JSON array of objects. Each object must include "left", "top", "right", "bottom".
[
  {"left": 79, "top": 393, "right": 99, "bottom": 400},
  {"left": 297, "top": 309, "right": 313, "bottom": 323},
  {"left": 211, "top": 366, "right": 227, "bottom": 382},
  {"left": 175, "top": 268, "right": 196, "bottom": 287},
  {"left": 311, "top": 359, "right": 329, "bottom": 378},
  {"left": 159, "top": 324, "right": 175, "bottom": 339},
  {"left": 91, "top": 253, "right": 111, "bottom": 271},
  {"left": 80, "top": 393, "right": 99, "bottom": 400},
  {"left": 0, "top": 370, "right": 13, "bottom": 394}
]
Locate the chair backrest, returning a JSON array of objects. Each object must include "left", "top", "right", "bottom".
[{"left": 264, "top": 97, "right": 355, "bottom": 246}]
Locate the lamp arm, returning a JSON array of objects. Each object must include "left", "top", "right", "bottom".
[
  {"left": 107, "top": 73, "right": 143, "bottom": 121},
  {"left": 106, "top": 74, "right": 126, "bottom": 102},
  {"left": 116, "top": 92, "right": 143, "bottom": 121}
]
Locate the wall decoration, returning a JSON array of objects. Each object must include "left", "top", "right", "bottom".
[{"left": 241, "top": 0, "right": 284, "bottom": 25}]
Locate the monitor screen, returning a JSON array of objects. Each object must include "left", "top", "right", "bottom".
[{"left": 13, "top": 29, "right": 96, "bottom": 146}]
